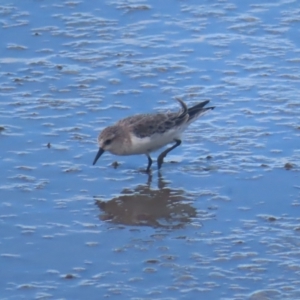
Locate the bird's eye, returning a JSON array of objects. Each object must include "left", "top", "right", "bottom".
[{"left": 104, "top": 139, "right": 112, "bottom": 145}]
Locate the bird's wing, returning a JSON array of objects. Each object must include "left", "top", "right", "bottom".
[{"left": 118, "top": 99, "right": 189, "bottom": 138}]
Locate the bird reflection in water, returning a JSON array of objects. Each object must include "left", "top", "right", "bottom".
[{"left": 94, "top": 173, "right": 197, "bottom": 229}]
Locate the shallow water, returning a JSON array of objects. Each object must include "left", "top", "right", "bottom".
[{"left": 1, "top": 0, "right": 300, "bottom": 299}]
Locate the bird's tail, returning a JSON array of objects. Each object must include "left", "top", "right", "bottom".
[{"left": 187, "top": 100, "right": 215, "bottom": 122}]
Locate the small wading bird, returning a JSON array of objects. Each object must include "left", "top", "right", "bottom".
[{"left": 93, "top": 98, "right": 215, "bottom": 172}]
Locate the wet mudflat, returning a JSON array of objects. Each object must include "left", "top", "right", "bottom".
[{"left": 0, "top": 0, "right": 299, "bottom": 299}]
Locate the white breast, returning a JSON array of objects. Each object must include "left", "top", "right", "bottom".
[{"left": 128, "top": 128, "right": 183, "bottom": 155}]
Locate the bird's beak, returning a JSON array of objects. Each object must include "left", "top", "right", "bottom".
[{"left": 93, "top": 148, "right": 105, "bottom": 165}]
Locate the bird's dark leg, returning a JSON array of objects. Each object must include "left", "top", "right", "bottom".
[
  {"left": 146, "top": 154, "right": 153, "bottom": 172},
  {"left": 157, "top": 139, "right": 181, "bottom": 170}
]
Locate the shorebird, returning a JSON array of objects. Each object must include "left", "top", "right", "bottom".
[{"left": 93, "top": 98, "right": 214, "bottom": 172}]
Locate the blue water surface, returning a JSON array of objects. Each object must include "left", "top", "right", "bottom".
[{"left": 0, "top": 0, "right": 300, "bottom": 299}]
